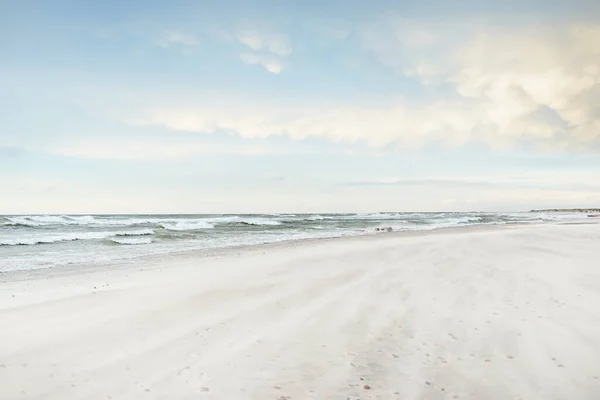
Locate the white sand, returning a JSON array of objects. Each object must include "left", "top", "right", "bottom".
[{"left": 1, "top": 223, "right": 599, "bottom": 399}]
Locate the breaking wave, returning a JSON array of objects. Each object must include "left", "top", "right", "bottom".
[
  {"left": 159, "top": 221, "right": 215, "bottom": 231},
  {"left": 0, "top": 229, "right": 154, "bottom": 246}
]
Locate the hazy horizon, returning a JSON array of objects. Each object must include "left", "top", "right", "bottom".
[{"left": 1, "top": 208, "right": 597, "bottom": 216}]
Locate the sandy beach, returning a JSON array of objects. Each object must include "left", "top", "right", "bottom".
[{"left": 1, "top": 223, "right": 599, "bottom": 399}]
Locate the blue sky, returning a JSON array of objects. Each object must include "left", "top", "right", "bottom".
[{"left": 1, "top": 0, "right": 600, "bottom": 213}]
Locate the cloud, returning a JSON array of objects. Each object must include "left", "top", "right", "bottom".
[
  {"left": 128, "top": 99, "right": 480, "bottom": 147},
  {"left": 235, "top": 31, "right": 290, "bottom": 73},
  {"left": 240, "top": 53, "right": 283, "bottom": 74},
  {"left": 237, "top": 32, "right": 291, "bottom": 56},
  {"left": 39, "top": 138, "right": 290, "bottom": 160},
  {"left": 157, "top": 30, "right": 199, "bottom": 48},
  {"left": 345, "top": 174, "right": 600, "bottom": 192},
  {"left": 124, "top": 21, "right": 600, "bottom": 152},
  {"left": 362, "top": 19, "right": 600, "bottom": 150}
]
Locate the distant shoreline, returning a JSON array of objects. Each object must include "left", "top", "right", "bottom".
[{"left": 530, "top": 208, "right": 600, "bottom": 213}]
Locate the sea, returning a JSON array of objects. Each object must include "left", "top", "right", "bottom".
[{"left": 0, "top": 212, "right": 589, "bottom": 273}]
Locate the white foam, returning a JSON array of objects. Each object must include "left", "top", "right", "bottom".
[
  {"left": 203, "top": 216, "right": 282, "bottom": 226},
  {"left": 114, "top": 228, "right": 155, "bottom": 236},
  {"left": 239, "top": 218, "right": 282, "bottom": 226},
  {"left": 6, "top": 215, "right": 164, "bottom": 227},
  {"left": 6, "top": 215, "right": 71, "bottom": 227},
  {"left": 160, "top": 221, "right": 215, "bottom": 231},
  {"left": 65, "top": 215, "right": 96, "bottom": 224}
]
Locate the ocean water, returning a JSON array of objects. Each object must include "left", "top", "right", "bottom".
[{"left": 0, "top": 212, "right": 589, "bottom": 272}]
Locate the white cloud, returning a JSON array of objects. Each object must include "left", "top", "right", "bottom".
[
  {"left": 363, "top": 19, "right": 600, "bottom": 150},
  {"left": 41, "top": 138, "right": 288, "bottom": 160},
  {"left": 235, "top": 31, "right": 290, "bottom": 73},
  {"left": 129, "top": 98, "right": 481, "bottom": 147},
  {"left": 237, "top": 34, "right": 263, "bottom": 51},
  {"left": 237, "top": 32, "right": 291, "bottom": 56},
  {"left": 239, "top": 53, "right": 283, "bottom": 74},
  {"left": 157, "top": 30, "right": 199, "bottom": 48}
]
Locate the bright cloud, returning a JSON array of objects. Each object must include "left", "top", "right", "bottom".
[
  {"left": 237, "top": 32, "right": 291, "bottom": 56},
  {"left": 363, "top": 20, "right": 600, "bottom": 150},
  {"left": 235, "top": 31, "right": 291, "bottom": 72},
  {"left": 240, "top": 53, "right": 283, "bottom": 74}
]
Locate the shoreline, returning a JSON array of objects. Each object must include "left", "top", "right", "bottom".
[
  {"left": 3, "top": 212, "right": 594, "bottom": 276},
  {"left": 0, "top": 220, "right": 542, "bottom": 282},
  {"left": 3, "top": 217, "right": 598, "bottom": 281}
]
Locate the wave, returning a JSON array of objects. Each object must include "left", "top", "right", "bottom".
[
  {"left": 5, "top": 215, "right": 72, "bottom": 227},
  {"left": 114, "top": 229, "right": 155, "bottom": 236},
  {"left": 238, "top": 218, "right": 282, "bottom": 226},
  {"left": 349, "top": 212, "right": 411, "bottom": 220},
  {"left": 0, "top": 229, "right": 155, "bottom": 246},
  {"left": 4, "top": 215, "right": 286, "bottom": 229},
  {"left": 201, "top": 216, "right": 282, "bottom": 226},
  {"left": 108, "top": 237, "right": 153, "bottom": 245},
  {"left": 65, "top": 215, "right": 96, "bottom": 224},
  {"left": 4, "top": 215, "right": 165, "bottom": 228},
  {"left": 159, "top": 221, "right": 215, "bottom": 231},
  {"left": 304, "top": 215, "right": 333, "bottom": 221},
  {"left": 441, "top": 216, "right": 482, "bottom": 224}
]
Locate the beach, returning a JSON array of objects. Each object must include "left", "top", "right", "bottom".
[{"left": 1, "top": 223, "right": 599, "bottom": 399}]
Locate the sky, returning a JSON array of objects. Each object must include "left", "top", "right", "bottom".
[{"left": 1, "top": 0, "right": 600, "bottom": 213}]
